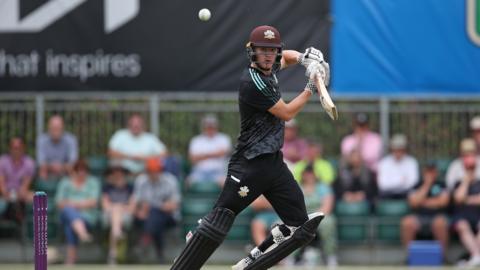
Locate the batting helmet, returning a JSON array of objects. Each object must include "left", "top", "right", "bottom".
[{"left": 246, "top": 25, "right": 283, "bottom": 70}]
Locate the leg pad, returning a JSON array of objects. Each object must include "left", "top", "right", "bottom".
[{"left": 170, "top": 207, "right": 235, "bottom": 270}]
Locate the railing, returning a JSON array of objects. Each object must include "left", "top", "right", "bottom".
[{"left": 0, "top": 92, "right": 479, "bottom": 163}]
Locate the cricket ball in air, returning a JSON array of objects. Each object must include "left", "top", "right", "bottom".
[{"left": 198, "top": 8, "right": 211, "bottom": 21}]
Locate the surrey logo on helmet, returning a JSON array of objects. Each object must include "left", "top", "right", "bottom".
[{"left": 264, "top": 30, "right": 275, "bottom": 40}]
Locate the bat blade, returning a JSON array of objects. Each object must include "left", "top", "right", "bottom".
[{"left": 314, "top": 73, "right": 338, "bottom": 120}]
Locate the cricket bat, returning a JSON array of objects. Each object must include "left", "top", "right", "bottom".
[{"left": 314, "top": 73, "right": 338, "bottom": 120}]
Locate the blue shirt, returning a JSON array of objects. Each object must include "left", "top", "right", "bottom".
[{"left": 36, "top": 132, "right": 78, "bottom": 165}]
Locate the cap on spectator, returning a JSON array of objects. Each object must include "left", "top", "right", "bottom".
[
  {"left": 285, "top": 119, "right": 297, "bottom": 128},
  {"left": 355, "top": 113, "right": 369, "bottom": 125},
  {"left": 145, "top": 158, "right": 163, "bottom": 172},
  {"left": 390, "top": 134, "right": 407, "bottom": 150},
  {"left": 201, "top": 114, "right": 218, "bottom": 127},
  {"left": 460, "top": 138, "right": 477, "bottom": 154},
  {"left": 470, "top": 116, "right": 480, "bottom": 130}
]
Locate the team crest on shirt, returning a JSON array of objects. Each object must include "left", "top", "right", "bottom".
[
  {"left": 238, "top": 186, "right": 250, "bottom": 197},
  {"left": 264, "top": 30, "right": 275, "bottom": 39}
]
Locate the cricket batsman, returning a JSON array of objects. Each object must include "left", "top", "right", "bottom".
[{"left": 170, "top": 25, "right": 330, "bottom": 270}]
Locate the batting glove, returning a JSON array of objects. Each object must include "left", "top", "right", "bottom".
[
  {"left": 305, "top": 77, "right": 317, "bottom": 94},
  {"left": 298, "top": 47, "right": 324, "bottom": 67},
  {"left": 299, "top": 47, "right": 330, "bottom": 87},
  {"left": 306, "top": 61, "right": 330, "bottom": 87}
]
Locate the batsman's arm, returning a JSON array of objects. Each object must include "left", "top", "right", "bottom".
[
  {"left": 280, "top": 50, "right": 301, "bottom": 69},
  {"left": 268, "top": 90, "right": 312, "bottom": 121}
]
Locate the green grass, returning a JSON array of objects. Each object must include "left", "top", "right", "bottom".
[{"left": 0, "top": 265, "right": 456, "bottom": 270}]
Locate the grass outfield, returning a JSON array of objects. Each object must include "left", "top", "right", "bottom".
[{"left": 0, "top": 265, "right": 456, "bottom": 270}]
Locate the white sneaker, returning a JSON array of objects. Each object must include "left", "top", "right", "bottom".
[
  {"left": 467, "top": 255, "right": 480, "bottom": 267},
  {"left": 327, "top": 255, "right": 338, "bottom": 269},
  {"left": 232, "top": 257, "right": 253, "bottom": 270}
]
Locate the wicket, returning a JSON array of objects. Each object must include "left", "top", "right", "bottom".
[{"left": 34, "top": 191, "right": 47, "bottom": 270}]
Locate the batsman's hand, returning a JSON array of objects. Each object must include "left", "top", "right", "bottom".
[
  {"left": 299, "top": 47, "right": 330, "bottom": 86},
  {"left": 305, "top": 61, "right": 330, "bottom": 86}
]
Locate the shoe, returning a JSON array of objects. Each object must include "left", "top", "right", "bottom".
[
  {"left": 232, "top": 256, "right": 253, "bottom": 270},
  {"left": 107, "top": 250, "right": 117, "bottom": 266},
  {"left": 467, "top": 255, "right": 480, "bottom": 267},
  {"left": 303, "top": 247, "right": 319, "bottom": 266},
  {"left": 107, "top": 255, "right": 116, "bottom": 266},
  {"left": 327, "top": 255, "right": 338, "bottom": 269}
]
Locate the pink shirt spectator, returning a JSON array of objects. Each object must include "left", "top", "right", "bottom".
[
  {"left": 282, "top": 119, "right": 308, "bottom": 164},
  {"left": 341, "top": 131, "right": 382, "bottom": 172},
  {"left": 282, "top": 139, "right": 308, "bottom": 164},
  {"left": 0, "top": 154, "right": 35, "bottom": 191}
]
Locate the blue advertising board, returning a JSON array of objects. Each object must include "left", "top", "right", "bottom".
[{"left": 332, "top": 0, "right": 480, "bottom": 96}]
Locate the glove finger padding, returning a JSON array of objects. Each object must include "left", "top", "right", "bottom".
[
  {"left": 306, "top": 61, "right": 330, "bottom": 88},
  {"left": 305, "top": 47, "right": 324, "bottom": 63},
  {"left": 305, "top": 62, "right": 322, "bottom": 80},
  {"left": 299, "top": 47, "right": 324, "bottom": 68},
  {"left": 305, "top": 77, "right": 317, "bottom": 94},
  {"left": 321, "top": 61, "right": 330, "bottom": 87}
]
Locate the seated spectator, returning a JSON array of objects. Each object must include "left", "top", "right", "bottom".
[
  {"left": 282, "top": 119, "right": 308, "bottom": 165},
  {"left": 451, "top": 153, "right": 480, "bottom": 267},
  {"left": 250, "top": 196, "right": 279, "bottom": 246},
  {"left": 470, "top": 116, "right": 480, "bottom": 154},
  {"left": 188, "top": 114, "right": 231, "bottom": 186},
  {"left": 377, "top": 134, "right": 419, "bottom": 199},
  {"left": 55, "top": 160, "right": 100, "bottom": 265},
  {"left": 0, "top": 137, "right": 35, "bottom": 223},
  {"left": 335, "top": 149, "right": 377, "bottom": 206},
  {"left": 101, "top": 165, "right": 135, "bottom": 265},
  {"left": 341, "top": 113, "right": 382, "bottom": 173},
  {"left": 133, "top": 158, "right": 180, "bottom": 262},
  {"left": 446, "top": 138, "right": 480, "bottom": 190},
  {"left": 293, "top": 140, "right": 335, "bottom": 186},
  {"left": 401, "top": 162, "right": 449, "bottom": 260},
  {"left": 299, "top": 165, "right": 337, "bottom": 267},
  {"left": 108, "top": 114, "right": 167, "bottom": 175},
  {"left": 37, "top": 115, "right": 78, "bottom": 180}
]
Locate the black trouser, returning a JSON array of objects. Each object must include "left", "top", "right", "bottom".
[{"left": 215, "top": 151, "right": 308, "bottom": 227}]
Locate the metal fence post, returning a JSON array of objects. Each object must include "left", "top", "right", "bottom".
[
  {"left": 35, "top": 94, "right": 45, "bottom": 136},
  {"left": 150, "top": 93, "right": 159, "bottom": 136},
  {"left": 380, "top": 96, "right": 390, "bottom": 150}
]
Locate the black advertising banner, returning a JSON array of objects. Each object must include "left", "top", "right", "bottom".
[{"left": 0, "top": 0, "right": 330, "bottom": 91}]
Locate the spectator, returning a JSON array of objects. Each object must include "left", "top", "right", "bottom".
[
  {"left": 335, "top": 149, "right": 377, "bottom": 206},
  {"left": 446, "top": 138, "right": 480, "bottom": 190},
  {"left": 401, "top": 162, "right": 449, "bottom": 260},
  {"left": 299, "top": 165, "right": 338, "bottom": 267},
  {"left": 37, "top": 115, "right": 78, "bottom": 180},
  {"left": 282, "top": 119, "right": 308, "bottom": 164},
  {"left": 293, "top": 140, "right": 335, "bottom": 186},
  {"left": 108, "top": 114, "right": 167, "bottom": 175},
  {"left": 341, "top": 113, "right": 382, "bottom": 173},
  {"left": 133, "top": 158, "right": 180, "bottom": 261},
  {"left": 188, "top": 114, "right": 231, "bottom": 185},
  {"left": 470, "top": 116, "right": 480, "bottom": 154},
  {"left": 55, "top": 160, "right": 100, "bottom": 265},
  {"left": 451, "top": 152, "right": 480, "bottom": 267},
  {"left": 102, "top": 165, "right": 135, "bottom": 265},
  {"left": 0, "top": 137, "right": 35, "bottom": 223},
  {"left": 377, "top": 134, "right": 419, "bottom": 199},
  {"left": 250, "top": 196, "right": 279, "bottom": 246}
]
